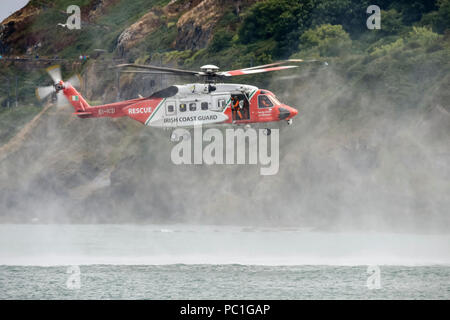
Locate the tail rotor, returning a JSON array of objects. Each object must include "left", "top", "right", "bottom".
[{"left": 36, "top": 65, "right": 82, "bottom": 108}]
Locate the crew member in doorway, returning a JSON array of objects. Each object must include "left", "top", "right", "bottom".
[{"left": 231, "top": 97, "right": 243, "bottom": 120}]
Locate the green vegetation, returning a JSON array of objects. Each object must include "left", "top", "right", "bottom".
[
  {"left": 297, "top": 24, "right": 352, "bottom": 57},
  {"left": 167, "top": 0, "right": 448, "bottom": 73},
  {"left": 1, "top": 0, "right": 449, "bottom": 113},
  {"left": 22, "top": 0, "right": 171, "bottom": 58},
  {"left": 420, "top": 0, "right": 450, "bottom": 33}
]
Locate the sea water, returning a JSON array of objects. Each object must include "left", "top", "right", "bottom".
[{"left": 0, "top": 224, "right": 449, "bottom": 299}]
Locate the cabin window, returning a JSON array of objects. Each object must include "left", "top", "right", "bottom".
[
  {"left": 218, "top": 99, "right": 226, "bottom": 109},
  {"left": 258, "top": 95, "right": 273, "bottom": 108},
  {"left": 179, "top": 103, "right": 187, "bottom": 112},
  {"left": 189, "top": 103, "right": 196, "bottom": 111},
  {"left": 201, "top": 102, "right": 209, "bottom": 110},
  {"left": 167, "top": 104, "right": 174, "bottom": 114}
]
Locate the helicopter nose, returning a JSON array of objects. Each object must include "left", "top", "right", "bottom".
[
  {"left": 278, "top": 106, "right": 298, "bottom": 120},
  {"left": 289, "top": 107, "right": 298, "bottom": 118}
]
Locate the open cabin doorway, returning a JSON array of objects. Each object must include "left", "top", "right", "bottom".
[{"left": 231, "top": 93, "right": 250, "bottom": 121}]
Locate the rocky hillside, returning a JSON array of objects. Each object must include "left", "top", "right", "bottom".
[
  {"left": 1, "top": 0, "right": 255, "bottom": 58},
  {"left": 0, "top": 0, "right": 449, "bottom": 231}
]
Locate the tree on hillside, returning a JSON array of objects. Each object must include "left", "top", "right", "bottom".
[
  {"left": 389, "top": 0, "right": 438, "bottom": 24},
  {"left": 379, "top": 9, "right": 404, "bottom": 35},
  {"left": 419, "top": 0, "right": 450, "bottom": 33},
  {"left": 435, "top": 0, "right": 450, "bottom": 33},
  {"left": 238, "top": 0, "right": 314, "bottom": 57},
  {"left": 297, "top": 24, "right": 351, "bottom": 57},
  {"left": 309, "top": 0, "right": 371, "bottom": 36}
]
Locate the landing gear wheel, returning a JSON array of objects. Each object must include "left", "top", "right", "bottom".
[
  {"left": 287, "top": 119, "right": 293, "bottom": 125},
  {"left": 170, "top": 132, "right": 179, "bottom": 142},
  {"left": 263, "top": 128, "right": 272, "bottom": 136}
]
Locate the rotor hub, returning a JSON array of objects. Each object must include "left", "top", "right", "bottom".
[
  {"left": 200, "top": 64, "right": 220, "bottom": 74},
  {"left": 54, "top": 82, "right": 64, "bottom": 92}
]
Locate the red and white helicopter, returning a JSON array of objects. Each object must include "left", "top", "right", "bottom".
[{"left": 37, "top": 60, "right": 312, "bottom": 140}]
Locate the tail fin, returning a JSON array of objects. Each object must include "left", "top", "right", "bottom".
[{"left": 62, "top": 83, "right": 92, "bottom": 114}]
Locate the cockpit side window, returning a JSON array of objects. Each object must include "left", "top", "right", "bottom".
[{"left": 258, "top": 95, "right": 273, "bottom": 108}]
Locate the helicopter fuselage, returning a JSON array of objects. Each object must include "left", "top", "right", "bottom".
[{"left": 65, "top": 83, "right": 298, "bottom": 128}]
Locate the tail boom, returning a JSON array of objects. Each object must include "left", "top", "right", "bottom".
[
  {"left": 62, "top": 84, "right": 91, "bottom": 113},
  {"left": 61, "top": 82, "right": 164, "bottom": 124},
  {"left": 62, "top": 83, "right": 142, "bottom": 119}
]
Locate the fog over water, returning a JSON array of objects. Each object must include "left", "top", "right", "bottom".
[{"left": 1, "top": 225, "right": 449, "bottom": 266}]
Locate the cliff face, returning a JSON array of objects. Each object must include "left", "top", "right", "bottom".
[
  {"left": 87, "top": 0, "right": 119, "bottom": 21},
  {"left": 1, "top": 3, "right": 40, "bottom": 25},
  {"left": 116, "top": 0, "right": 256, "bottom": 53},
  {"left": 0, "top": 4, "right": 40, "bottom": 54},
  {"left": 0, "top": 0, "right": 254, "bottom": 56},
  {"left": 117, "top": 11, "right": 162, "bottom": 53},
  {"left": 0, "top": 0, "right": 120, "bottom": 55},
  {"left": 174, "top": 0, "right": 224, "bottom": 50}
]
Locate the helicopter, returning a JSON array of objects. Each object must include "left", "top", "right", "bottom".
[{"left": 36, "top": 60, "right": 314, "bottom": 141}]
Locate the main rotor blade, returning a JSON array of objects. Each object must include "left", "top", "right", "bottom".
[
  {"left": 115, "top": 64, "right": 199, "bottom": 76},
  {"left": 46, "top": 65, "right": 62, "bottom": 84},
  {"left": 119, "top": 70, "right": 180, "bottom": 75},
  {"left": 35, "top": 86, "right": 55, "bottom": 100},
  {"left": 219, "top": 65, "right": 298, "bottom": 77},
  {"left": 276, "top": 74, "right": 308, "bottom": 81},
  {"left": 241, "top": 59, "right": 304, "bottom": 71}
]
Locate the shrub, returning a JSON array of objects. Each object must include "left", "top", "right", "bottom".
[
  {"left": 434, "top": 0, "right": 450, "bottom": 33},
  {"left": 209, "top": 32, "right": 233, "bottom": 52},
  {"left": 238, "top": 0, "right": 314, "bottom": 57},
  {"left": 380, "top": 9, "right": 404, "bottom": 35},
  {"left": 298, "top": 24, "right": 352, "bottom": 57},
  {"left": 370, "top": 38, "right": 404, "bottom": 56},
  {"left": 407, "top": 26, "right": 440, "bottom": 47}
]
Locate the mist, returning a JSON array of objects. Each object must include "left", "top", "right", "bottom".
[{"left": 0, "top": 62, "right": 449, "bottom": 234}]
